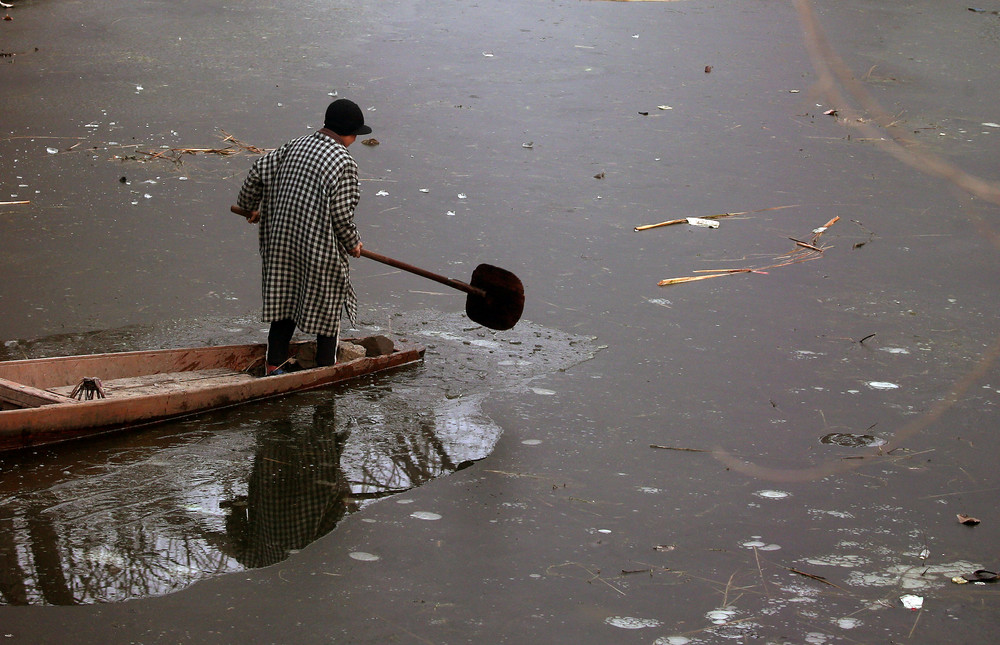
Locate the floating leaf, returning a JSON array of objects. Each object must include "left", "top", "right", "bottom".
[
  {"left": 961, "top": 569, "right": 999, "bottom": 583},
  {"left": 957, "top": 514, "right": 981, "bottom": 526}
]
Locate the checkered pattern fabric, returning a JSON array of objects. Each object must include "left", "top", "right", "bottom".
[
  {"left": 237, "top": 131, "right": 361, "bottom": 335},
  {"left": 230, "top": 406, "right": 349, "bottom": 568}
]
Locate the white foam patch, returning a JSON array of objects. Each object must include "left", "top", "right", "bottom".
[
  {"left": 604, "top": 616, "right": 662, "bottom": 629},
  {"left": 755, "top": 490, "right": 791, "bottom": 499},
  {"left": 847, "top": 560, "right": 980, "bottom": 589},
  {"left": 865, "top": 381, "right": 900, "bottom": 390}
]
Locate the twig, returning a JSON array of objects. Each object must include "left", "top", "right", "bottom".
[
  {"left": 0, "top": 200, "right": 30, "bottom": 206},
  {"left": 789, "top": 238, "right": 825, "bottom": 252},
  {"left": 658, "top": 215, "right": 837, "bottom": 287},
  {"left": 787, "top": 567, "right": 847, "bottom": 590},
  {"left": 907, "top": 608, "right": 923, "bottom": 639},
  {"left": 650, "top": 444, "right": 710, "bottom": 452},
  {"left": 721, "top": 571, "right": 738, "bottom": 606},
  {"left": 635, "top": 204, "right": 799, "bottom": 232},
  {"left": 753, "top": 547, "right": 770, "bottom": 598},
  {"left": 919, "top": 486, "right": 1000, "bottom": 500}
]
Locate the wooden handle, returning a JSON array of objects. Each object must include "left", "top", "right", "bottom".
[
  {"left": 360, "top": 249, "right": 483, "bottom": 297},
  {"left": 231, "top": 206, "right": 485, "bottom": 298}
]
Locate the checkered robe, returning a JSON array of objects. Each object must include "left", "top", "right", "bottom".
[{"left": 237, "top": 131, "right": 361, "bottom": 335}]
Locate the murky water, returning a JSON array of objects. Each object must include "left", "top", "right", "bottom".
[
  {"left": 2, "top": 0, "right": 999, "bottom": 642},
  {"left": 0, "top": 313, "right": 598, "bottom": 604}
]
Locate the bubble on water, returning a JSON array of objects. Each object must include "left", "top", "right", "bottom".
[
  {"left": 706, "top": 608, "right": 736, "bottom": 625},
  {"left": 654, "top": 637, "right": 691, "bottom": 645},
  {"left": 808, "top": 509, "right": 855, "bottom": 519},
  {"left": 836, "top": 617, "right": 861, "bottom": 629},
  {"left": 804, "top": 633, "right": 831, "bottom": 644},
  {"left": 848, "top": 560, "right": 980, "bottom": 589},
  {"left": 879, "top": 347, "right": 910, "bottom": 354},
  {"left": 410, "top": 511, "right": 442, "bottom": 521},
  {"left": 521, "top": 439, "right": 542, "bottom": 445},
  {"left": 755, "top": 490, "right": 791, "bottom": 500},
  {"left": 349, "top": 552, "right": 379, "bottom": 561},
  {"left": 530, "top": 387, "right": 556, "bottom": 396},
  {"left": 742, "top": 540, "right": 781, "bottom": 551},
  {"left": 604, "top": 616, "right": 662, "bottom": 629},
  {"left": 803, "top": 554, "right": 869, "bottom": 568},
  {"left": 395, "top": 498, "right": 415, "bottom": 505}
]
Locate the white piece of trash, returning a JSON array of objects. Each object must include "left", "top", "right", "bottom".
[
  {"left": 900, "top": 594, "right": 923, "bottom": 610},
  {"left": 687, "top": 217, "right": 720, "bottom": 228}
]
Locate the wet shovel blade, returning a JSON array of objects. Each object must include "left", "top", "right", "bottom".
[{"left": 466, "top": 264, "right": 524, "bottom": 331}]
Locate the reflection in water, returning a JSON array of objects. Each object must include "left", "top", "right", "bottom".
[
  {"left": 0, "top": 390, "right": 488, "bottom": 605},
  {"left": 223, "top": 400, "right": 351, "bottom": 569},
  {"left": 0, "top": 313, "right": 599, "bottom": 605}
]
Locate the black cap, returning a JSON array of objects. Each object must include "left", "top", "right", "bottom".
[{"left": 324, "top": 99, "right": 372, "bottom": 136}]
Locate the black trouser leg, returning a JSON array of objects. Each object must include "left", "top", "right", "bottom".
[
  {"left": 266, "top": 319, "right": 296, "bottom": 367},
  {"left": 316, "top": 331, "right": 340, "bottom": 366}
]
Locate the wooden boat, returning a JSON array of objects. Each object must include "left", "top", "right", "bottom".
[{"left": 0, "top": 336, "right": 424, "bottom": 452}]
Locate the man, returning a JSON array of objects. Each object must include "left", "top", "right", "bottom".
[{"left": 237, "top": 99, "right": 372, "bottom": 374}]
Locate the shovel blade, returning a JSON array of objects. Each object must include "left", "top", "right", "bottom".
[{"left": 466, "top": 264, "right": 524, "bottom": 331}]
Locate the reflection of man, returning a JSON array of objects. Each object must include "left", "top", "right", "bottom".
[{"left": 223, "top": 399, "right": 352, "bottom": 568}]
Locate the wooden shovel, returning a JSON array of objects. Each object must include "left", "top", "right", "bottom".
[{"left": 231, "top": 206, "right": 524, "bottom": 330}]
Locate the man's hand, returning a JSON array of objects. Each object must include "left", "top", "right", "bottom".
[
  {"left": 349, "top": 242, "right": 363, "bottom": 258},
  {"left": 247, "top": 210, "right": 260, "bottom": 224}
]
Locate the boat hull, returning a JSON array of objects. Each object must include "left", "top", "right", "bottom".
[{"left": 0, "top": 339, "right": 424, "bottom": 452}]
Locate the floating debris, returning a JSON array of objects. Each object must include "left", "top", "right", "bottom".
[
  {"left": 755, "top": 489, "right": 791, "bottom": 500},
  {"left": 958, "top": 569, "right": 998, "bottom": 583},
  {"left": 605, "top": 616, "right": 662, "bottom": 630},
  {"left": 865, "top": 381, "right": 900, "bottom": 390},
  {"left": 742, "top": 539, "right": 781, "bottom": 551},
  {"left": 635, "top": 204, "right": 798, "bottom": 232},
  {"left": 410, "top": 511, "right": 442, "bottom": 521},
  {"left": 349, "top": 552, "right": 380, "bottom": 562},
  {"left": 686, "top": 217, "right": 719, "bottom": 228},
  {"left": 957, "top": 514, "right": 981, "bottom": 526},
  {"left": 361, "top": 138, "right": 379, "bottom": 146},
  {"left": 820, "top": 432, "right": 885, "bottom": 448},
  {"left": 900, "top": 594, "right": 923, "bottom": 610}
]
